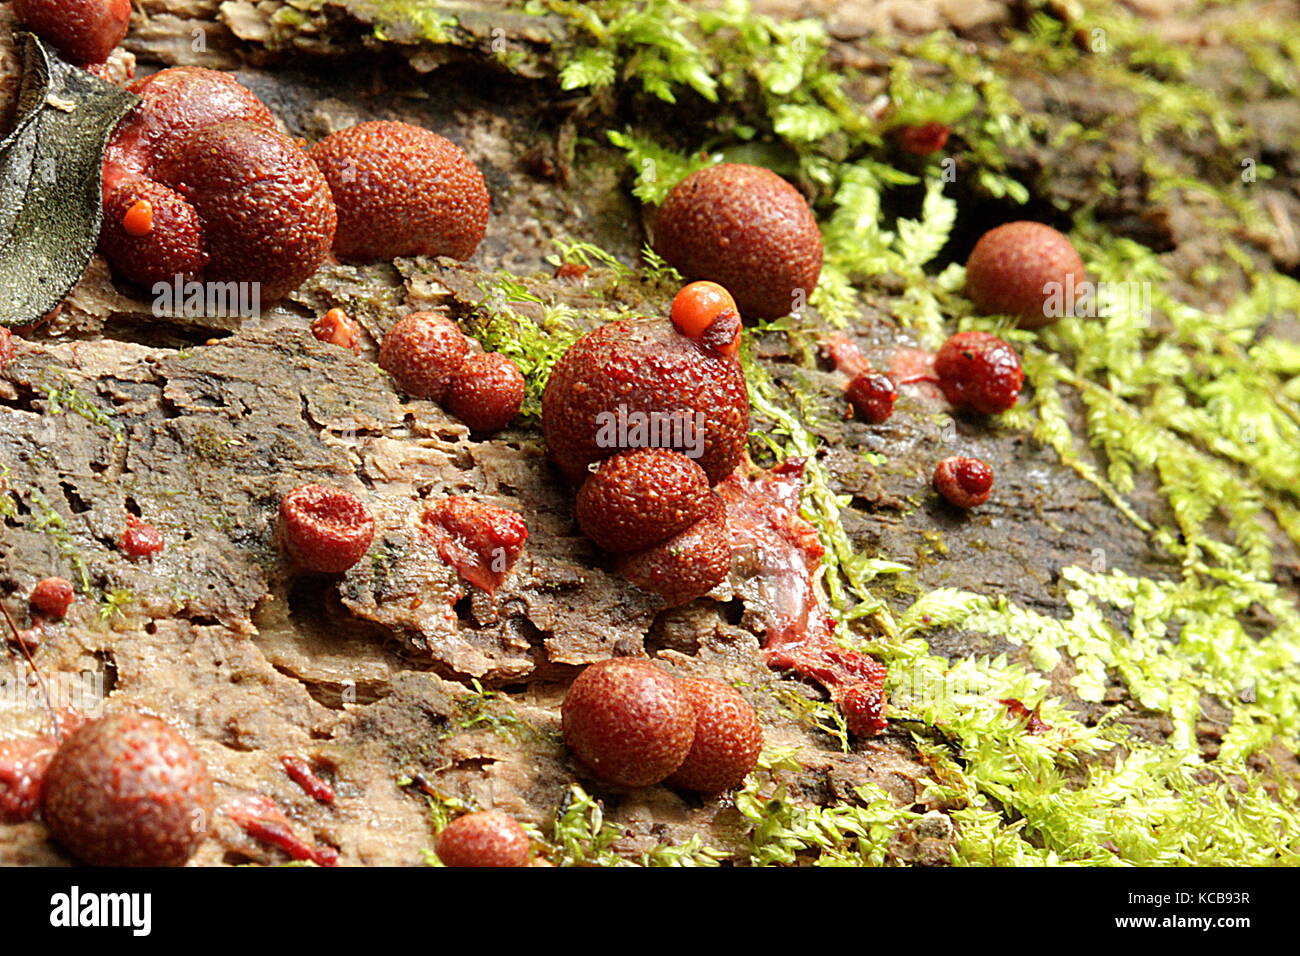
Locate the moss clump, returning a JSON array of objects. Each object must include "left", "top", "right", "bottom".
[
  {"left": 190, "top": 423, "right": 235, "bottom": 464},
  {"left": 41, "top": 376, "right": 123, "bottom": 441}
]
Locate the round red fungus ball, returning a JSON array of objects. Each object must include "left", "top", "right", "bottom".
[
  {"left": 153, "top": 121, "right": 337, "bottom": 304},
  {"left": 435, "top": 810, "right": 530, "bottom": 867},
  {"left": 309, "top": 120, "right": 490, "bottom": 263},
  {"left": 964, "top": 221, "right": 1087, "bottom": 329},
  {"left": 13, "top": 0, "right": 131, "bottom": 65},
  {"left": 42, "top": 712, "right": 214, "bottom": 867},
  {"left": 653, "top": 163, "right": 822, "bottom": 320},
  {"left": 378, "top": 311, "right": 471, "bottom": 402},
  {"left": 575, "top": 448, "right": 714, "bottom": 554},
  {"left": 29, "top": 577, "right": 75, "bottom": 619},
  {"left": 561, "top": 658, "right": 696, "bottom": 788},
  {"left": 668, "top": 678, "right": 763, "bottom": 793},
  {"left": 615, "top": 496, "right": 731, "bottom": 607},
  {"left": 118, "top": 515, "right": 164, "bottom": 559},
  {"left": 442, "top": 352, "right": 525, "bottom": 434}
]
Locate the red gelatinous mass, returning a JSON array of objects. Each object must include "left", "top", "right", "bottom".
[
  {"left": 846, "top": 371, "right": 898, "bottom": 424},
  {"left": 121, "top": 199, "right": 154, "bottom": 238},
  {"left": 717, "top": 460, "right": 888, "bottom": 737},
  {"left": 421, "top": 497, "right": 528, "bottom": 595},
  {"left": 1000, "top": 698, "right": 1051, "bottom": 734},
  {"left": 280, "top": 754, "right": 336, "bottom": 805},
  {"left": 225, "top": 792, "right": 338, "bottom": 866},
  {"left": 670, "top": 281, "right": 742, "bottom": 356},
  {"left": 279, "top": 484, "right": 375, "bottom": 574},
  {"left": 671, "top": 281, "right": 737, "bottom": 337},
  {"left": 895, "top": 122, "right": 951, "bottom": 156},
  {"left": 933, "top": 330, "right": 1024, "bottom": 415},
  {"left": 435, "top": 811, "right": 531, "bottom": 867},
  {"left": 561, "top": 658, "right": 696, "bottom": 788}
]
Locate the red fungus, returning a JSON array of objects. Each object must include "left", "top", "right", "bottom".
[
  {"left": 278, "top": 485, "right": 375, "bottom": 574},
  {"left": 435, "top": 811, "right": 531, "bottom": 867},
  {"left": 561, "top": 658, "right": 696, "bottom": 788},
  {"left": 309, "top": 121, "right": 490, "bottom": 263}
]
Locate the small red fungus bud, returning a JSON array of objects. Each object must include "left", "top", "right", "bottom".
[
  {"left": 311, "top": 308, "right": 361, "bottom": 354},
  {"left": 278, "top": 485, "right": 375, "bottom": 574},
  {"left": 30, "top": 577, "right": 75, "bottom": 619},
  {"left": 122, "top": 199, "right": 154, "bottom": 237},
  {"left": 435, "top": 811, "right": 531, "bottom": 867},
  {"left": 933, "top": 456, "right": 994, "bottom": 509},
  {"left": 934, "top": 331, "right": 1024, "bottom": 415},
  {"left": 118, "top": 515, "right": 164, "bottom": 559},
  {"left": 845, "top": 371, "right": 898, "bottom": 424}
]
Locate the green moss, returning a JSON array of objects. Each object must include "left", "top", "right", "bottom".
[
  {"left": 41, "top": 375, "right": 123, "bottom": 441},
  {"left": 370, "top": 1, "right": 460, "bottom": 43},
  {"left": 464, "top": 272, "right": 587, "bottom": 419},
  {"left": 737, "top": 750, "right": 923, "bottom": 866},
  {"left": 445, "top": 679, "right": 531, "bottom": 741},
  {"left": 26, "top": 489, "right": 93, "bottom": 594},
  {"left": 774, "top": 686, "right": 850, "bottom": 752},
  {"left": 97, "top": 588, "right": 133, "bottom": 621}
]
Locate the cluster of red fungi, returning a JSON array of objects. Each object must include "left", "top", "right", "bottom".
[{"left": 1, "top": 0, "right": 1093, "bottom": 866}]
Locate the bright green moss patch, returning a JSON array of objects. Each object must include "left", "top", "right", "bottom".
[
  {"left": 463, "top": 272, "right": 585, "bottom": 419},
  {"left": 368, "top": 1, "right": 460, "bottom": 43},
  {"left": 738, "top": 750, "right": 924, "bottom": 866}
]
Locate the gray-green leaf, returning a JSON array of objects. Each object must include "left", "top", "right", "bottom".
[{"left": 0, "top": 33, "right": 138, "bottom": 327}]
